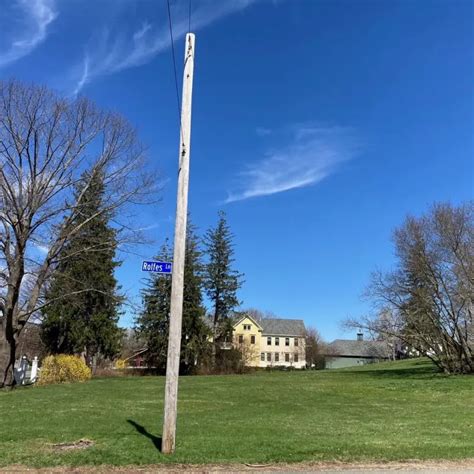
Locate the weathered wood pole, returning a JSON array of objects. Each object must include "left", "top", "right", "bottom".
[{"left": 161, "top": 32, "right": 195, "bottom": 455}]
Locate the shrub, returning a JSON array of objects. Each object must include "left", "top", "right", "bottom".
[
  {"left": 114, "top": 358, "right": 127, "bottom": 369},
  {"left": 213, "top": 348, "right": 247, "bottom": 374},
  {"left": 38, "top": 355, "right": 92, "bottom": 385}
]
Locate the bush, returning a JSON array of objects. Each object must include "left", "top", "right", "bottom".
[
  {"left": 114, "top": 359, "right": 127, "bottom": 369},
  {"left": 213, "top": 348, "right": 247, "bottom": 374},
  {"left": 38, "top": 355, "right": 92, "bottom": 385}
]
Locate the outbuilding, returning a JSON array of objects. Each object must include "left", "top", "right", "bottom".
[{"left": 325, "top": 332, "right": 391, "bottom": 369}]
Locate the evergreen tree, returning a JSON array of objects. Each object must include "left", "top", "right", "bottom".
[
  {"left": 181, "top": 224, "right": 210, "bottom": 373},
  {"left": 41, "top": 169, "right": 123, "bottom": 363},
  {"left": 135, "top": 240, "right": 173, "bottom": 372},
  {"left": 135, "top": 223, "right": 210, "bottom": 374},
  {"left": 203, "top": 211, "right": 244, "bottom": 361}
]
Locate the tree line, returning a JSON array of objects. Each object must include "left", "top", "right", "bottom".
[
  {"left": 134, "top": 212, "right": 244, "bottom": 374},
  {"left": 1, "top": 81, "right": 472, "bottom": 388},
  {"left": 0, "top": 81, "right": 245, "bottom": 386},
  {"left": 0, "top": 80, "right": 153, "bottom": 388},
  {"left": 41, "top": 182, "right": 244, "bottom": 374},
  {"left": 345, "top": 202, "right": 473, "bottom": 374}
]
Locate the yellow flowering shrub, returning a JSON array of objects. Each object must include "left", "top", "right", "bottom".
[
  {"left": 114, "top": 359, "right": 126, "bottom": 369},
  {"left": 38, "top": 355, "right": 92, "bottom": 385}
]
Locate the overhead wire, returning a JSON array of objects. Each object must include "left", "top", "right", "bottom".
[
  {"left": 188, "top": 0, "right": 192, "bottom": 33},
  {"left": 166, "top": 0, "right": 185, "bottom": 151}
]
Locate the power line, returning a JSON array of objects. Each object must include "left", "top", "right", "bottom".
[
  {"left": 188, "top": 0, "right": 192, "bottom": 33},
  {"left": 166, "top": 0, "right": 184, "bottom": 148}
]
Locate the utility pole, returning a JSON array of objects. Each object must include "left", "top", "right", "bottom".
[{"left": 161, "top": 33, "right": 196, "bottom": 455}]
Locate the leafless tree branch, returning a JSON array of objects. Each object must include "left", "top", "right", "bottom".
[{"left": 0, "top": 80, "right": 161, "bottom": 387}]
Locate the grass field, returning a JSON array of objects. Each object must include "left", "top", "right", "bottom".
[{"left": 0, "top": 359, "right": 473, "bottom": 468}]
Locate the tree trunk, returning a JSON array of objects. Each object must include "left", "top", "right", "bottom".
[
  {"left": 0, "top": 326, "right": 9, "bottom": 385},
  {"left": 1, "top": 326, "right": 16, "bottom": 388},
  {"left": 211, "top": 322, "right": 218, "bottom": 369},
  {"left": 211, "top": 299, "right": 220, "bottom": 369}
]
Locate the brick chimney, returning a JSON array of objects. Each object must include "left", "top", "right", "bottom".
[{"left": 357, "top": 331, "right": 363, "bottom": 341}]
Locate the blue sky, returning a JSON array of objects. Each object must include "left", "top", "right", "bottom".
[{"left": 1, "top": 0, "right": 472, "bottom": 341}]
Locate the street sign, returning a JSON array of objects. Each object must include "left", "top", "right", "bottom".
[{"left": 141, "top": 260, "right": 173, "bottom": 274}]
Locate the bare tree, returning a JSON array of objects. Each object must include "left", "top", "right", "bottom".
[
  {"left": 344, "top": 309, "right": 402, "bottom": 361},
  {"left": 244, "top": 308, "right": 279, "bottom": 322},
  {"left": 346, "top": 202, "right": 474, "bottom": 374},
  {"left": 234, "top": 336, "right": 259, "bottom": 369},
  {"left": 120, "top": 328, "right": 147, "bottom": 361},
  {"left": 0, "top": 80, "right": 156, "bottom": 387},
  {"left": 304, "top": 326, "right": 329, "bottom": 369}
]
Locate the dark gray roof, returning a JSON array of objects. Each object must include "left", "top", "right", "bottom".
[
  {"left": 260, "top": 318, "right": 306, "bottom": 337},
  {"left": 327, "top": 339, "right": 391, "bottom": 358}
]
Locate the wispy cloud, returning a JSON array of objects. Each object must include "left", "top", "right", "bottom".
[
  {"left": 225, "top": 124, "right": 362, "bottom": 203},
  {"left": 72, "top": 0, "right": 257, "bottom": 95},
  {"left": 0, "top": 0, "right": 57, "bottom": 68},
  {"left": 72, "top": 54, "right": 89, "bottom": 98},
  {"left": 133, "top": 223, "right": 160, "bottom": 232}
]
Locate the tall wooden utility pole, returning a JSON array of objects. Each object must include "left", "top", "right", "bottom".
[{"left": 161, "top": 32, "right": 196, "bottom": 455}]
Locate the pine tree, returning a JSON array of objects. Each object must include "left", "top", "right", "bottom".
[
  {"left": 135, "top": 240, "right": 173, "bottom": 372},
  {"left": 41, "top": 169, "right": 123, "bottom": 364},
  {"left": 135, "top": 223, "right": 210, "bottom": 374},
  {"left": 181, "top": 223, "right": 210, "bottom": 373},
  {"left": 203, "top": 211, "right": 244, "bottom": 361}
]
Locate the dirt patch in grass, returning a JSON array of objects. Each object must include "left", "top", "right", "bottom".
[{"left": 51, "top": 439, "right": 95, "bottom": 451}]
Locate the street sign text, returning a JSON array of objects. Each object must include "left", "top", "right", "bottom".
[{"left": 142, "top": 260, "right": 172, "bottom": 274}]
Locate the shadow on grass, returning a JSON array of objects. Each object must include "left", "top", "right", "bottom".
[
  {"left": 331, "top": 360, "right": 441, "bottom": 379},
  {"left": 127, "top": 419, "right": 162, "bottom": 451},
  {"left": 355, "top": 366, "right": 439, "bottom": 379}
]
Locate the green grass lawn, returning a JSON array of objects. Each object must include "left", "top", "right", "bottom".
[{"left": 0, "top": 359, "right": 473, "bottom": 467}]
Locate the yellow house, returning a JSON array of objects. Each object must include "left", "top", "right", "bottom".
[
  {"left": 232, "top": 315, "right": 264, "bottom": 366},
  {"left": 232, "top": 314, "right": 306, "bottom": 368}
]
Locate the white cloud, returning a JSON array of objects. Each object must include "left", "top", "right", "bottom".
[
  {"left": 225, "top": 125, "right": 361, "bottom": 203},
  {"left": 72, "top": 0, "right": 257, "bottom": 95},
  {"left": 72, "top": 54, "right": 90, "bottom": 98},
  {"left": 0, "top": 0, "right": 57, "bottom": 68},
  {"left": 134, "top": 223, "right": 160, "bottom": 232}
]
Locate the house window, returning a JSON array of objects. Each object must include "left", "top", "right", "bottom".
[
  {"left": 285, "top": 337, "right": 290, "bottom": 346},
  {"left": 250, "top": 335, "right": 255, "bottom": 344},
  {"left": 275, "top": 337, "right": 279, "bottom": 346},
  {"left": 285, "top": 353, "right": 290, "bottom": 362},
  {"left": 267, "top": 353, "right": 271, "bottom": 362},
  {"left": 243, "top": 324, "right": 251, "bottom": 330},
  {"left": 294, "top": 353, "right": 299, "bottom": 362},
  {"left": 267, "top": 336, "right": 272, "bottom": 345},
  {"left": 261, "top": 353, "right": 265, "bottom": 361},
  {"left": 295, "top": 338, "right": 299, "bottom": 347},
  {"left": 238, "top": 335, "right": 244, "bottom": 344},
  {"left": 275, "top": 353, "right": 279, "bottom": 362}
]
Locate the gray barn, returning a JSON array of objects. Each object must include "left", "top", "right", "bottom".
[{"left": 325, "top": 333, "right": 391, "bottom": 369}]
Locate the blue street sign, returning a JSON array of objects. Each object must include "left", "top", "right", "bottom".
[{"left": 141, "top": 260, "right": 173, "bottom": 274}]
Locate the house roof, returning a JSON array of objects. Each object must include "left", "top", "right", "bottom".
[
  {"left": 207, "top": 313, "right": 306, "bottom": 337},
  {"left": 327, "top": 339, "right": 391, "bottom": 358},
  {"left": 260, "top": 318, "right": 306, "bottom": 337},
  {"left": 232, "top": 314, "right": 263, "bottom": 331}
]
